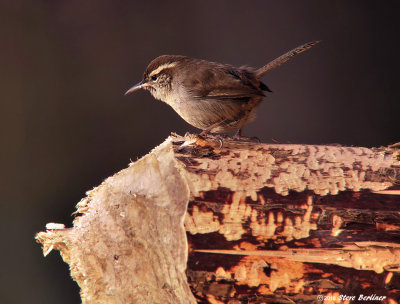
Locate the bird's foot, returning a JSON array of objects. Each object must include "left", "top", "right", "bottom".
[
  {"left": 233, "top": 135, "right": 260, "bottom": 142},
  {"left": 232, "top": 129, "right": 260, "bottom": 142},
  {"left": 200, "top": 133, "right": 224, "bottom": 149},
  {"left": 179, "top": 132, "right": 224, "bottom": 150}
]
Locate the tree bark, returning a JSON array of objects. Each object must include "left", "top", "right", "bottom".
[{"left": 36, "top": 135, "right": 400, "bottom": 303}]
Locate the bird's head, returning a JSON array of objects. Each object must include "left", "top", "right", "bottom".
[{"left": 125, "top": 55, "right": 187, "bottom": 101}]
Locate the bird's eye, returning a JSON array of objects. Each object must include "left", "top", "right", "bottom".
[{"left": 151, "top": 75, "right": 158, "bottom": 81}]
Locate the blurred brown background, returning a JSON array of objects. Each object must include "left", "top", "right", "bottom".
[{"left": 1, "top": 1, "right": 399, "bottom": 303}]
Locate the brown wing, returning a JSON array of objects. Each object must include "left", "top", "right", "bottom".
[{"left": 182, "top": 61, "right": 267, "bottom": 101}]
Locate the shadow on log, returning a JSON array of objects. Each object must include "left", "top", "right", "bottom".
[{"left": 36, "top": 134, "right": 400, "bottom": 303}]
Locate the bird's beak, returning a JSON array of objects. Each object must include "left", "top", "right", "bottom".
[{"left": 124, "top": 82, "right": 149, "bottom": 96}]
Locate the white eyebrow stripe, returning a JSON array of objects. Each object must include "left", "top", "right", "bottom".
[{"left": 149, "top": 62, "right": 178, "bottom": 77}]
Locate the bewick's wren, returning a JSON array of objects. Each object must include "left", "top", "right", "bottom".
[{"left": 125, "top": 41, "right": 319, "bottom": 137}]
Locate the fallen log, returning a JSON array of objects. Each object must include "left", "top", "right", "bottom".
[{"left": 36, "top": 134, "right": 400, "bottom": 303}]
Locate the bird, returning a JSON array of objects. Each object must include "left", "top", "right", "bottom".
[{"left": 125, "top": 41, "right": 319, "bottom": 139}]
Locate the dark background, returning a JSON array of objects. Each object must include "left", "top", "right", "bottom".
[{"left": 1, "top": 1, "right": 399, "bottom": 303}]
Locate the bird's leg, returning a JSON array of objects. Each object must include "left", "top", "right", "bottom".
[
  {"left": 233, "top": 128, "right": 242, "bottom": 138},
  {"left": 232, "top": 129, "right": 260, "bottom": 142},
  {"left": 196, "top": 121, "right": 227, "bottom": 148},
  {"left": 199, "top": 119, "right": 227, "bottom": 137}
]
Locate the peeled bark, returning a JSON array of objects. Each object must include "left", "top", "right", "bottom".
[{"left": 36, "top": 135, "right": 400, "bottom": 303}]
